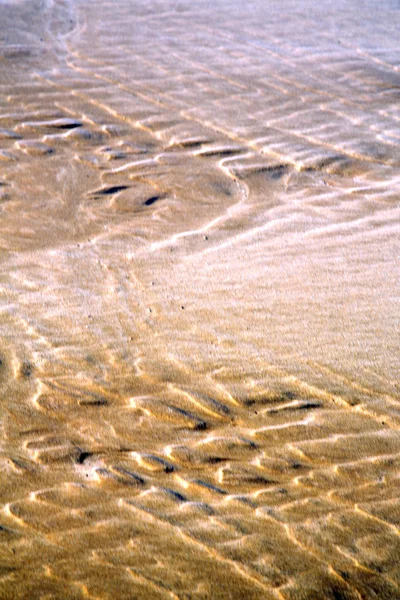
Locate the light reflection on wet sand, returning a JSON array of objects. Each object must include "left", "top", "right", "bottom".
[{"left": 0, "top": 0, "right": 399, "bottom": 598}]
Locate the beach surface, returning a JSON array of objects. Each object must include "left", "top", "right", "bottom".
[{"left": 0, "top": 0, "right": 399, "bottom": 598}]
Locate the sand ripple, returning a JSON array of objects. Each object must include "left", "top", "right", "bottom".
[{"left": 0, "top": 0, "right": 399, "bottom": 598}]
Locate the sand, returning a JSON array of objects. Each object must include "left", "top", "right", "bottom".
[{"left": 0, "top": 0, "right": 399, "bottom": 598}]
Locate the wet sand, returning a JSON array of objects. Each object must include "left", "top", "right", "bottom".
[{"left": 0, "top": 0, "right": 399, "bottom": 598}]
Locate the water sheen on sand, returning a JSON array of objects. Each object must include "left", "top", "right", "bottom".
[{"left": 0, "top": 0, "right": 399, "bottom": 598}]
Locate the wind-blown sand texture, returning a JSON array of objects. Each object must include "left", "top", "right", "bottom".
[{"left": 0, "top": 0, "right": 399, "bottom": 598}]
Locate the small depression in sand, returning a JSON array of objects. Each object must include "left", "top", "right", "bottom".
[{"left": 0, "top": 0, "right": 399, "bottom": 598}]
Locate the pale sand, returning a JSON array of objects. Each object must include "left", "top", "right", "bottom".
[{"left": 0, "top": 0, "right": 399, "bottom": 598}]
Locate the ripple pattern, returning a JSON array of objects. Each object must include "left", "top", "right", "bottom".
[{"left": 0, "top": 0, "right": 399, "bottom": 598}]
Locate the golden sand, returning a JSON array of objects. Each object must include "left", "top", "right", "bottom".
[{"left": 0, "top": 0, "right": 399, "bottom": 598}]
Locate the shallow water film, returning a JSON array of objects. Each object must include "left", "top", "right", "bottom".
[{"left": 0, "top": 0, "right": 399, "bottom": 598}]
